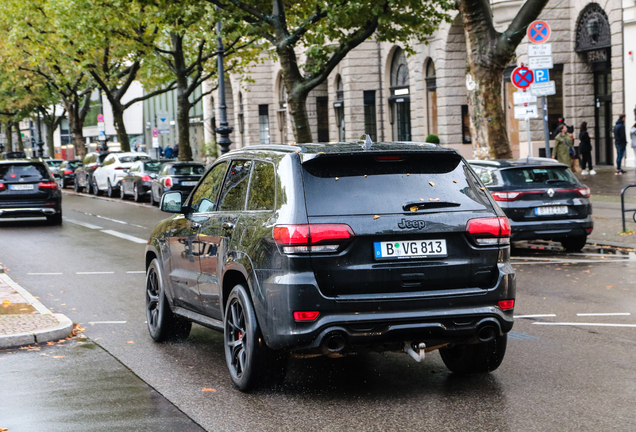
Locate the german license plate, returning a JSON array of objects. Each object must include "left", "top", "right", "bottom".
[
  {"left": 535, "top": 206, "right": 568, "bottom": 216},
  {"left": 181, "top": 181, "right": 198, "bottom": 186},
  {"left": 374, "top": 239, "right": 447, "bottom": 260},
  {"left": 9, "top": 184, "right": 34, "bottom": 190}
]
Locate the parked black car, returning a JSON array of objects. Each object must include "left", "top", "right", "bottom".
[
  {"left": 74, "top": 151, "right": 117, "bottom": 194},
  {"left": 145, "top": 142, "right": 515, "bottom": 391},
  {"left": 56, "top": 160, "right": 82, "bottom": 189},
  {"left": 149, "top": 162, "right": 205, "bottom": 206},
  {"left": 0, "top": 151, "right": 27, "bottom": 160},
  {"left": 121, "top": 159, "right": 163, "bottom": 202},
  {"left": 0, "top": 159, "right": 62, "bottom": 224},
  {"left": 470, "top": 158, "right": 592, "bottom": 251}
]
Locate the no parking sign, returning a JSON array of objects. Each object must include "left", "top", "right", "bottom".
[
  {"left": 511, "top": 66, "right": 534, "bottom": 90},
  {"left": 527, "top": 20, "right": 551, "bottom": 44}
]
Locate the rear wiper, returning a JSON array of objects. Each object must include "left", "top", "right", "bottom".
[{"left": 402, "top": 200, "right": 461, "bottom": 212}]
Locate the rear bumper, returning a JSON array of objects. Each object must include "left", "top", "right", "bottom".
[
  {"left": 510, "top": 216, "right": 593, "bottom": 241},
  {"left": 0, "top": 204, "right": 60, "bottom": 218},
  {"left": 255, "top": 263, "right": 515, "bottom": 352}
]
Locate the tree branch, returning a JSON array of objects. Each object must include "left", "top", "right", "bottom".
[{"left": 122, "top": 81, "right": 177, "bottom": 109}]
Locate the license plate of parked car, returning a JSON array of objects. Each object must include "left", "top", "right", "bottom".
[
  {"left": 9, "top": 184, "right": 34, "bottom": 190},
  {"left": 180, "top": 181, "right": 198, "bottom": 186},
  {"left": 374, "top": 239, "right": 447, "bottom": 259},
  {"left": 535, "top": 206, "right": 568, "bottom": 216}
]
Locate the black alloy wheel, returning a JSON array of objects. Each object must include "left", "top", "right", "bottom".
[
  {"left": 145, "top": 258, "right": 191, "bottom": 341},
  {"left": 134, "top": 184, "right": 142, "bottom": 202},
  {"left": 224, "top": 284, "right": 263, "bottom": 391},
  {"left": 439, "top": 335, "right": 507, "bottom": 374},
  {"left": 46, "top": 211, "right": 63, "bottom": 226},
  {"left": 560, "top": 235, "right": 587, "bottom": 253}
]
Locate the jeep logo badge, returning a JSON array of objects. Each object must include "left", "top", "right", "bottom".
[{"left": 397, "top": 219, "right": 426, "bottom": 230}]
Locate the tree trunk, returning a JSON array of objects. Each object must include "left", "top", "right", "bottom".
[
  {"left": 176, "top": 91, "right": 193, "bottom": 161},
  {"left": 111, "top": 105, "right": 130, "bottom": 152},
  {"left": 47, "top": 126, "right": 55, "bottom": 158},
  {"left": 65, "top": 101, "right": 87, "bottom": 159},
  {"left": 288, "top": 92, "right": 312, "bottom": 144},
  {"left": 6, "top": 122, "right": 13, "bottom": 151},
  {"left": 16, "top": 127, "right": 24, "bottom": 152}
]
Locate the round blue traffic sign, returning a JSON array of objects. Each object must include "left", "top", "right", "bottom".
[
  {"left": 527, "top": 20, "right": 551, "bottom": 44},
  {"left": 511, "top": 66, "right": 534, "bottom": 90}
]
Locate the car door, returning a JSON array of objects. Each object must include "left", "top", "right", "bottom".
[{"left": 196, "top": 160, "right": 252, "bottom": 319}]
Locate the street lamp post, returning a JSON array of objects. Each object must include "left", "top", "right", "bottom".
[
  {"left": 215, "top": 16, "right": 233, "bottom": 155},
  {"left": 36, "top": 111, "right": 44, "bottom": 158}
]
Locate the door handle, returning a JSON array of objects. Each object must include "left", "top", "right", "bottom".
[{"left": 222, "top": 222, "right": 235, "bottom": 231}]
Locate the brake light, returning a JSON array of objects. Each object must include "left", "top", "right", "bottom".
[
  {"left": 0, "top": 183, "right": 5, "bottom": 191},
  {"left": 375, "top": 156, "right": 405, "bottom": 162},
  {"left": 114, "top": 166, "right": 126, "bottom": 170},
  {"left": 64, "top": 170, "right": 73, "bottom": 175},
  {"left": 164, "top": 177, "right": 173, "bottom": 187},
  {"left": 466, "top": 217, "right": 510, "bottom": 246},
  {"left": 490, "top": 190, "right": 542, "bottom": 201},
  {"left": 273, "top": 224, "right": 354, "bottom": 253},
  {"left": 293, "top": 311, "right": 320, "bottom": 321},
  {"left": 141, "top": 175, "right": 152, "bottom": 182},
  {"left": 38, "top": 182, "right": 58, "bottom": 190},
  {"left": 498, "top": 300, "right": 515, "bottom": 310},
  {"left": 577, "top": 187, "right": 590, "bottom": 197}
]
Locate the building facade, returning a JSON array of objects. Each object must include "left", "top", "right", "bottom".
[{"left": 205, "top": 0, "right": 625, "bottom": 167}]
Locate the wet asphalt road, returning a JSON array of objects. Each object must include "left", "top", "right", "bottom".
[{"left": 1, "top": 191, "right": 636, "bottom": 431}]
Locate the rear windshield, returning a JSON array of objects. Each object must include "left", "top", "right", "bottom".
[
  {"left": 5, "top": 152, "right": 26, "bottom": 159},
  {"left": 120, "top": 156, "right": 150, "bottom": 163},
  {"left": 501, "top": 166, "right": 578, "bottom": 186},
  {"left": 46, "top": 160, "right": 63, "bottom": 167},
  {"left": 68, "top": 161, "right": 82, "bottom": 169},
  {"left": 144, "top": 161, "right": 162, "bottom": 172},
  {"left": 301, "top": 153, "right": 492, "bottom": 216},
  {"left": 170, "top": 165, "right": 204, "bottom": 175},
  {"left": 0, "top": 163, "right": 49, "bottom": 181}
]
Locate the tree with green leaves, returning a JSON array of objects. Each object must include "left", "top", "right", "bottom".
[
  {"left": 458, "top": 0, "right": 550, "bottom": 159},
  {"left": 208, "top": 0, "right": 453, "bottom": 143}
]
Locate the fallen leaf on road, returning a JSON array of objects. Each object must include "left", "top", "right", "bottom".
[
  {"left": 0, "top": 426, "right": 9, "bottom": 431},
  {"left": 52, "top": 356, "right": 65, "bottom": 359},
  {"left": 607, "top": 286, "right": 614, "bottom": 289},
  {"left": 429, "top": 182, "right": 435, "bottom": 187},
  {"left": 583, "top": 270, "right": 590, "bottom": 273},
  {"left": 1, "top": 300, "right": 10, "bottom": 307},
  {"left": 68, "top": 308, "right": 77, "bottom": 311},
  {"left": 126, "top": 341, "right": 134, "bottom": 344},
  {"left": 202, "top": 388, "right": 216, "bottom": 392},
  {"left": 46, "top": 342, "right": 55, "bottom": 346},
  {"left": 373, "top": 215, "right": 380, "bottom": 219},
  {"left": 60, "top": 291, "right": 66, "bottom": 293}
]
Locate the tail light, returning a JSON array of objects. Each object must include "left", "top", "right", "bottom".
[
  {"left": 575, "top": 187, "right": 590, "bottom": 197},
  {"left": 164, "top": 177, "right": 173, "bottom": 188},
  {"left": 293, "top": 311, "right": 320, "bottom": 321},
  {"left": 141, "top": 175, "right": 152, "bottom": 182},
  {"left": 466, "top": 217, "right": 510, "bottom": 246},
  {"left": 490, "top": 190, "right": 542, "bottom": 201},
  {"left": 64, "top": 170, "right": 73, "bottom": 175},
  {"left": 498, "top": 300, "right": 515, "bottom": 310},
  {"left": 114, "top": 166, "right": 126, "bottom": 170},
  {"left": 0, "top": 183, "right": 5, "bottom": 191},
  {"left": 38, "top": 182, "right": 58, "bottom": 190},
  {"left": 273, "top": 224, "right": 354, "bottom": 253}
]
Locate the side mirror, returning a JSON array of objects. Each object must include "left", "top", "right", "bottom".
[{"left": 160, "top": 191, "right": 186, "bottom": 213}]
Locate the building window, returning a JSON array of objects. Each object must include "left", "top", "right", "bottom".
[
  {"left": 258, "top": 105, "right": 270, "bottom": 145},
  {"left": 316, "top": 96, "right": 329, "bottom": 142},
  {"left": 277, "top": 78, "right": 288, "bottom": 143},
  {"left": 461, "top": 105, "right": 471, "bottom": 144},
  {"left": 546, "top": 65, "right": 564, "bottom": 139},
  {"left": 389, "top": 47, "right": 411, "bottom": 141},
  {"left": 363, "top": 90, "right": 377, "bottom": 142},
  {"left": 238, "top": 92, "right": 245, "bottom": 147},
  {"left": 425, "top": 60, "right": 438, "bottom": 136},
  {"left": 334, "top": 75, "right": 345, "bottom": 141}
]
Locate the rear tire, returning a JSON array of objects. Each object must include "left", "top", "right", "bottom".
[
  {"left": 134, "top": 184, "right": 143, "bottom": 202},
  {"left": 440, "top": 335, "right": 507, "bottom": 374},
  {"left": 74, "top": 178, "right": 83, "bottom": 193},
  {"left": 92, "top": 178, "right": 102, "bottom": 196},
  {"left": 107, "top": 180, "right": 118, "bottom": 198},
  {"left": 149, "top": 189, "right": 157, "bottom": 206},
  {"left": 560, "top": 235, "right": 587, "bottom": 252},
  {"left": 46, "top": 212, "right": 63, "bottom": 226},
  {"left": 145, "top": 259, "right": 192, "bottom": 342}
]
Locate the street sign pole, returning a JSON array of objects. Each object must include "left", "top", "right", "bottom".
[
  {"left": 526, "top": 117, "right": 532, "bottom": 161},
  {"left": 542, "top": 96, "right": 550, "bottom": 158}
]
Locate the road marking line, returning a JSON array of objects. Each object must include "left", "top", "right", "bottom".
[
  {"left": 508, "top": 331, "right": 539, "bottom": 340},
  {"left": 76, "top": 271, "right": 115, "bottom": 275},
  {"left": 101, "top": 229, "right": 147, "bottom": 244},
  {"left": 27, "top": 272, "right": 64, "bottom": 275},
  {"left": 88, "top": 321, "right": 127, "bottom": 325},
  {"left": 63, "top": 218, "right": 103, "bottom": 230},
  {"left": 514, "top": 314, "right": 557, "bottom": 318},
  {"left": 533, "top": 322, "right": 636, "bottom": 328},
  {"left": 512, "top": 259, "right": 624, "bottom": 264},
  {"left": 126, "top": 271, "right": 146, "bottom": 274},
  {"left": 576, "top": 313, "right": 631, "bottom": 316}
]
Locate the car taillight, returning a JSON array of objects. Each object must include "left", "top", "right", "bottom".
[
  {"left": 141, "top": 175, "right": 152, "bottom": 182},
  {"left": 273, "top": 224, "right": 354, "bottom": 253},
  {"left": 466, "top": 217, "right": 510, "bottom": 246},
  {"left": 114, "top": 166, "right": 126, "bottom": 170},
  {"left": 0, "top": 183, "right": 5, "bottom": 191},
  {"left": 498, "top": 300, "right": 515, "bottom": 310},
  {"left": 64, "top": 170, "right": 73, "bottom": 175},
  {"left": 293, "top": 311, "right": 320, "bottom": 321},
  {"left": 38, "top": 182, "right": 58, "bottom": 190},
  {"left": 164, "top": 177, "right": 173, "bottom": 187},
  {"left": 490, "top": 190, "right": 542, "bottom": 201},
  {"left": 577, "top": 187, "right": 590, "bottom": 197}
]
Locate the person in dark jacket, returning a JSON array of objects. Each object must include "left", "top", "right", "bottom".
[
  {"left": 579, "top": 121, "right": 595, "bottom": 175},
  {"left": 614, "top": 114, "right": 627, "bottom": 175},
  {"left": 164, "top": 145, "right": 174, "bottom": 159}
]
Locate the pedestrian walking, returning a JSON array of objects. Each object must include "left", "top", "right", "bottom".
[
  {"left": 614, "top": 114, "right": 627, "bottom": 175},
  {"left": 631, "top": 122, "right": 636, "bottom": 171},
  {"left": 173, "top": 144, "right": 179, "bottom": 158},
  {"left": 579, "top": 121, "right": 595, "bottom": 175},
  {"left": 553, "top": 124, "right": 573, "bottom": 166},
  {"left": 164, "top": 145, "right": 174, "bottom": 159}
]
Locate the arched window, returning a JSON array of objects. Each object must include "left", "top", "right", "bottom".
[
  {"left": 334, "top": 75, "right": 345, "bottom": 141},
  {"left": 277, "top": 78, "right": 288, "bottom": 143},
  {"left": 389, "top": 48, "right": 411, "bottom": 141},
  {"left": 425, "top": 59, "right": 438, "bottom": 136}
]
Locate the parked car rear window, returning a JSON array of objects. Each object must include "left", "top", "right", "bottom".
[
  {"left": 301, "top": 153, "right": 491, "bottom": 216},
  {"left": 68, "top": 161, "right": 82, "bottom": 169},
  {"left": 501, "top": 167, "right": 577, "bottom": 186},
  {"left": 0, "top": 163, "right": 49, "bottom": 181},
  {"left": 170, "top": 165, "right": 205, "bottom": 175},
  {"left": 144, "top": 161, "right": 162, "bottom": 172},
  {"left": 46, "top": 160, "right": 63, "bottom": 167},
  {"left": 120, "top": 156, "right": 150, "bottom": 163}
]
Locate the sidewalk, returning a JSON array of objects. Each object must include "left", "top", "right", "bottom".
[{"left": 0, "top": 263, "right": 73, "bottom": 349}]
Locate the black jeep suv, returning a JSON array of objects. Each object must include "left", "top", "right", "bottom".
[{"left": 145, "top": 142, "right": 515, "bottom": 391}]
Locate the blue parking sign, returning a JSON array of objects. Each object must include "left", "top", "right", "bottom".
[{"left": 534, "top": 69, "right": 550, "bottom": 83}]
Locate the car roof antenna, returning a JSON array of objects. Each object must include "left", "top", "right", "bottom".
[{"left": 359, "top": 134, "right": 373, "bottom": 150}]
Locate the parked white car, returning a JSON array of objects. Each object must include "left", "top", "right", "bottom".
[{"left": 93, "top": 152, "right": 151, "bottom": 197}]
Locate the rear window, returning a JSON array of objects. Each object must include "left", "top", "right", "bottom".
[
  {"left": 4, "top": 152, "right": 26, "bottom": 159},
  {"left": 170, "top": 165, "right": 205, "bottom": 175},
  {"left": 301, "top": 153, "right": 492, "bottom": 216},
  {"left": 144, "top": 161, "right": 162, "bottom": 172},
  {"left": 120, "top": 156, "right": 150, "bottom": 163},
  {"left": 0, "top": 163, "right": 49, "bottom": 181},
  {"left": 501, "top": 167, "right": 578, "bottom": 186},
  {"left": 68, "top": 161, "right": 82, "bottom": 169},
  {"left": 46, "top": 160, "right": 63, "bottom": 167}
]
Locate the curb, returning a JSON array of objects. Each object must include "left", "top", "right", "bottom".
[
  {"left": 0, "top": 273, "right": 74, "bottom": 349},
  {"left": 587, "top": 239, "right": 636, "bottom": 250}
]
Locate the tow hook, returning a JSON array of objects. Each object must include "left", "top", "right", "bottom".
[{"left": 403, "top": 341, "right": 426, "bottom": 362}]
